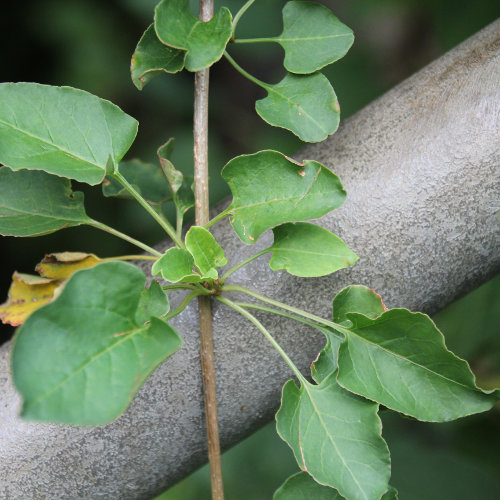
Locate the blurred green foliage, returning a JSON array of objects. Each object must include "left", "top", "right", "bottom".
[{"left": 1, "top": 1, "right": 498, "bottom": 498}]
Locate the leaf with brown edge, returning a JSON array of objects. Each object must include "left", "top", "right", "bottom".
[
  {"left": 36, "top": 252, "right": 102, "bottom": 280},
  {"left": 0, "top": 273, "right": 62, "bottom": 326}
]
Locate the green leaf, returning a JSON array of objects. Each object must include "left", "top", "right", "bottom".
[
  {"left": 157, "top": 139, "right": 195, "bottom": 216},
  {"left": 12, "top": 262, "right": 182, "bottom": 425},
  {"left": 0, "top": 167, "right": 91, "bottom": 237},
  {"left": 276, "top": 1, "right": 354, "bottom": 74},
  {"left": 333, "top": 285, "right": 387, "bottom": 325},
  {"left": 154, "top": 0, "right": 232, "bottom": 72},
  {"left": 274, "top": 471, "right": 344, "bottom": 500},
  {"left": 0, "top": 83, "right": 138, "bottom": 185},
  {"left": 152, "top": 247, "right": 201, "bottom": 283},
  {"left": 102, "top": 159, "right": 172, "bottom": 204},
  {"left": 336, "top": 308, "right": 500, "bottom": 421},
  {"left": 269, "top": 222, "right": 358, "bottom": 277},
  {"left": 310, "top": 327, "right": 342, "bottom": 384},
  {"left": 382, "top": 487, "right": 399, "bottom": 500},
  {"left": 276, "top": 373, "right": 391, "bottom": 500},
  {"left": 222, "top": 151, "right": 345, "bottom": 244},
  {"left": 131, "top": 24, "right": 185, "bottom": 90},
  {"left": 185, "top": 226, "right": 226, "bottom": 278},
  {"left": 256, "top": 73, "right": 340, "bottom": 143},
  {"left": 135, "top": 279, "right": 170, "bottom": 325}
]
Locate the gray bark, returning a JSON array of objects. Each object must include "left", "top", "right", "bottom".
[{"left": 0, "top": 19, "right": 499, "bottom": 500}]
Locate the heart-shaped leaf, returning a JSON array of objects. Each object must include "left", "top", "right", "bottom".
[
  {"left": 131, "top": 24, "right": 185, "bottom": 90},
  {"left": 276, "top": 372, "right": 391, "bottom": 500},
  {"left": 274, "top": 471, "right": 344, "bottom": 500},
  {"left": 276, "top": 1, "right": 354, "bottom": 74},
  {"left": 102, "top": 159, "right": 172, "bottom": 204},
  {"left": 222, "top": 151, "right": 345, "bottom": 244},
  {"left": 0, "top": 83, "right": 138, "bottom": 184},
  {"left": 12, "top": 262, "right": 182, "bottom": 425},
  {"left": 135, "top": 279, "right": 170, "bottom": 325},
  {"left": 0, "top": 273, "right": 61, "bottom": 326},
  {"left": 333, "top": 285, "right": 387, "bottom": 325},
  {"left": 256, "top": 73, "right": 340, "bottom": 143},
  {"left": 155, "top": 0, "right": 232, "bottom": 72},
  {"left": 152, "top": 247, "right": 201, "bottom": 283},
  {"left": 185, "top": 226, "right": 226, "bottom": 278},
  {"left": 336, "top": 308, "right": 500, "bottom": 421},
  {"left": 269, "top": 222, "right": 358, "bottom": 277},
  {"left": 0, "top": 167, "right": 91, "bottom": 237}
]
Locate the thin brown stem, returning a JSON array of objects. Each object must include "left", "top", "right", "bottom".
[{"left": 193, "top": 1, "right": 224, "bottom": 499}]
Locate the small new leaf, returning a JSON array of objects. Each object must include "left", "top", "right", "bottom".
[
  {"left": 152, "top": 248, "right": 201, "bottom": 283},
  {"left": 0, "top": 168, "right": 91, "bottom": 237},
  {"left": 222, "top": 151, "right": 345, "bottom": 244},
  {"left": 155, "top": 0, "right": 232, "bottom": 72},
  {"left": 276, "top": 1, "right": 354, "bottom": 74},
  {"left": 185, "top": 226, "right": 227, "bottom": 277},
  {"left": 256, "top": 73, "right": 340, "bottom": 143},
  {"left": 131, "top": 24, "right": 185, "bottom": 90},
  {"left": 0, "top": 273, "right": 61, "bottom": 326},
  {"left": 276, "top": 372, "right": 391, "bottom": 500},
  {"left": 336, "top": 307, "right": 500, "bottom": 421},
  {"left": 103, "top": 159, "right": 172, "bottom": 204},
  {"left": 269, "top": 222, "right": 358, "bottom": 277},
  {"left": 0, "top": 83, "right": 138, "bottom": 185},
  {"left": 12, "top": 262, "right": 182, "bottom": 425},
  {"left": 135, "top": 280, "right": 170, "bottom": 325}
]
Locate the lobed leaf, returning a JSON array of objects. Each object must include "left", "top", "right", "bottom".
[
  {"left": 36, "top": 252, "right": 102, "bottom": 280},
  {"left": 154, "top": 0, "right": 232, "bottom": 72},
  {"left": 152, "top": 247, "right": 201, "bottom": 283},
  {"left": 102, "top": 159, "right": 172, "bottom": 204},
  {"left": 0, "top": 83, "right": 138, "bottom": 184},
  {"left": 269, "top": 222, "right": 358, "bottom": 277},
  {"left": 336, "top": 308, "right": 500, "bottom": 421},
  {"left": 222, "top": 151, "right": 345, "bottom": 244},
  {"left": 276, "top": 1, "right": 354, "bottom": 74},
  {"left": 12, "top": 262, "right": 182, "bottom": 425},
  {"left": 276, "top": 373, "right": 391, "bottom": 500},
  {"left": 0, "top": 168, "right": 91, "bottom": 237},
  {"left": 131, "top": 24, "right": 185, "bottom": 90},
  {"left": 185, "top": 226, "right": 226, "bottom": 278},
  {"left": 274, "top": 471, "right": 344, "bottom": 500},
  {"left": 256, "top": 73, "right": 340, "bottom": 143},
  {"left": 0, "top": 273, "right": 61, "bottom": 326}
]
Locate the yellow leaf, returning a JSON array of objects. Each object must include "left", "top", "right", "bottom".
[
  {"left": 35, "top": 252, "right": 102, "bottom": 279},
  {"left": 0, "top": 273, "right": 62, "bottom": 326}
]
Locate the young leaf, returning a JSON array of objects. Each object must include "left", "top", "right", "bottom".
[
  {"left": 185, "top": 226, "right": 227, "bottom": 277},
  {"left": 333, "top": 285, "right": 387, "bottom": 325},
  {"left": 276, "top": 372, "right": 391, "bottom": 500},
  {"left": 0, "top": 168, "right": 92, "bottom": 237},
  {"left": 135, "top": 279, "right": 170, "bottom": 325},
  {"left": 152, "top": 247, "right": 201, "bottom": 283},
  {"left": 154, "top": 0, "right": 232, "bottom": 72},
  {"left": 131, "top": 24, "right": 185, "bottom": 90},
  {"left": 0, "top": 273, "right": 61, "bottom": 326},
  {"left": 276, "top": 1, "right": 354, "bottom": 74},
  {"left": 222, "top": 151, "right": 345, "bottom": 244},
  {"left": 269, "top": 222, "right": 358, "bottom": 277},
  {"left": 336, "top": 308, "right": 500, "bottom": 421},
  {"left": 274, "top": 471, "right": 344, "bottom": 500},
  {"left": 256, "top": 73, "right": 340, "bottom": 143},
  {"left": 0, "top": 83, "right": 138, "bottom": 184},
  {"left": 36, "top": 252, "right": 102, "bottom": 279},
  {"left": 12, "top": 262, "right": 182, "bottom": 425},
  {"left": 102, "top": 159, "right": 172, "bottom": 204}
]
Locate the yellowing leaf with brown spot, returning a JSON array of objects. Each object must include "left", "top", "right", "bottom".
[
  {"left": 35, "top": 252, "right": 102, "bottom": 279},
  {"left": 0, "top": 273, "right": 62, "bottom": 326}
]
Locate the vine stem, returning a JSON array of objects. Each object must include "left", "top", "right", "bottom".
[
  {"left": 112, "top": 171, "right": 184, "bottom": 248},
  {"left": 220, "top": 248, "right": 269, "bottom": 283},
  {"left": 217, "top": 296, "right": 306, "bottom": 383},
  {"left": 204, "top": 207, "right": 232, "bottom": 229},
  {"left": 223, "top": 51, "right": 269, "bottom": 90},
  {"left": 232, "top": 0, "right": 256, "bottom": 34},
  {"left": 87, "top": 220, "right": 162, "bottom": 257},
  {"left": 194, "top": 1, "right": 224, "bottom": 499}
]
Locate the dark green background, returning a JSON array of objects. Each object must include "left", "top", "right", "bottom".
[{"left": 1, "top": 1, "right": 498, "bottom": 498}]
